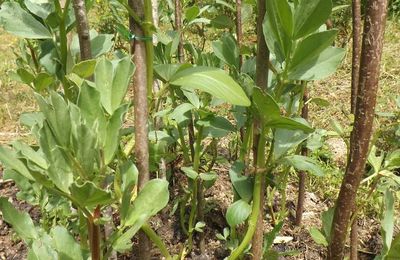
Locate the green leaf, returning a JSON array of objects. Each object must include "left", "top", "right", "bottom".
[
  {"left": 266, "top": 117, "right": 314, "bottom": 133},
  {"left": 182, "top": 89, "right": 200, "bottom": 108},
  {"left": 120, "top": 161, "right": 138, "bottom": 193},
  {"left": 226, "top": 199, "right": 251, "bottom": 227},
  {"left": 322, "top": 207, "right": 335, "bottom": 242},
  {"left": 95, "top": 57, "right": 135, "bottom": 114},
  {"left": 20, "top": 112, "right": 45, "bottom": 130},
  {"left": 16, "top": 68, "right": 35, "bottom": 84},
  {"left": 171, "top": 67, "right": 250, "bottom": 106},
  {"left": 24, "top": 0, "right": 55, "bottom": 19},
  {"left": 0, "top": 2, "right": 52, "bottom": 39},
  {"left": 33, "top": 73, "right": 54, "bottom": 91},
  {"left": 71, "top": 30, "right": 113, "bottom": 58},
  {"left": 274, "top": 128, "right": 309, "bottom": 160},
  {"left": 0, "top": 146, "right": 34, "bottom": 180},
  {"left": 384, "top": 149, "right": 400, "bottom": 170},
  {"left": 381, "top": 189, "right": 395, "bottom": 254},
  {"left": 194, "top": 221, "right": 206, "bottom": 232},
  {"left": 154, "top": 63, "right": 192, "bottom": 83},
  {"left": 0, "top": 197, "right": 38, "bottom": 241},
  {"left": 104, "top": 104, "right": 129, "bottom": 164},
  {"left": 72, "top": 59, "right": 97, "bottom": 78},
  {"left": 91, "top": 33, "right": 113, "bottom": 58},
  {"left": 211, "top": 15, "right": 234, "bottom": 29},
  {"left": 368, "top": 146, "right": 384, "bottom": 174},
  {"left": 252, "top": 88, "right": 281, "bottom": 119},
  {"left": 77, "top": 82, "right": 107, "bottom": 131},
  {"left": 112, "top": 226, "right": 137, "bottom": 252},
  {"left": 263, "top": 222, "right": 283, "bottom": 253},
  {"left": 169, "top": 103, "right": 195, "bottom": 125},
  {"left": 288, "top": 47, "right": 345, "bottom": 81},
  {"left": 198, "top": 116, "right": 236, "bottom": 138},
  {"left": 12, "top": 141, "right": 48, "bottom": 169},
  {"left": 216, "top": 0, "right": 235, "bottom": 10},
  {"left": 51, "top": 226, "right": 83, "bottom": 260},
  {"left": 69, "top": 181, "right": 113, "bottom": 209},
  {"left": 181, "top": 167, "right": 198, "bottom": 180},
  {"left": 309, "top": 227, "right": 328, "bottom": 246},
  {"left": 36, "top": 92, "right": 72, "bottom": 148},
  {"left": 29, "top": 238, "right": 57, "bottom": 260},
  {"left": 289, "top": 30, "right": 338, "bottom": 71},
  {"left": 199, "top": 172, "right": 217, "bottom": 189},
  {"left": 308, "top": 97, "right": 330, "bottom": 107},
  {"left": 386, "top": 234, "right": 400, "bottom": 259},
  {"left": 212, "top": 34, "right": 240, "bottom": 69},
  {"left": 229, "top": 161, "right": 253, "bottom": 202},
  {"left": 123, "top": 179, "right": 169, "bottom": 227},
  {"left": 263, "top": 0, "right": 293, "bottom": 63},
  {"left": 282, "top": 155, "right": 324, "bottom": 177},
  {"left": 185, "top": 6, "right": 200, "bottom": 22},
  {"left": 294, "top": 0, "right": 333, "bottom": 39},
  {"left": 71, "top": 119, "right": 98, "bottom": 176},
  {"left": 252, "top": 89, "right": 313, "bottom": 133},
  {"left": 39, "top": 122, "right": 73, "bottom": 193}
]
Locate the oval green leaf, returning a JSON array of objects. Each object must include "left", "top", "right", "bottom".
[
  {"left": 171, "top": 67, "right": 250, "bottom": 106},
  {"left": 226, "top": 199, "right": 252, "bottom": 227},
  {"left": 0, "top": 2, "right": 52, "bottom": 39}
]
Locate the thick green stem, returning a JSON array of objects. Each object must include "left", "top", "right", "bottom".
[
  {"left": 187, "top": 126, "right": 203, "bottom": 252},
  {"left": 229, "top": 130, "right": 268, "bottom": 260},
  {"left": 142, "top": 223, "right": 172, "bottom": 259},
  {"left": 169, "top": 88, "right": 191, "bottom": 164},
  {"left": 54, "top": 0, "right": 73, "bottom": 100},
  {"left": 180, "top": 194, "right": 190, "bottom": 235},
  {"left": 239, "top": 118, "right": 253, "bottom": 162}
]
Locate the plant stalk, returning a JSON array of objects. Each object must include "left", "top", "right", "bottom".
[
  {"left": 295, "top": 83, "right": 308, "bottom": 226},
  {"left": 251, "top": 0, "right": 270, "bottom": 256},
  {"left": 229, "top": 131, "right": 267, "bottom": 260},
  {"left": 142, "top": 223, "right": 172, "bottom": 260},
  {"left": 187, "top": 126, "right": 203, "bottom": 252},
  {"left": 88, "top": 206, "right": 102, "bottom": 260}
]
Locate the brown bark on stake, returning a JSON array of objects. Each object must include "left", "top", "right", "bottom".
[
  {"left": 72, "top": 0, "right": 91, "bottom": 61},
  {"left": 251, "top": 0, "right": 269, "bottom": 258},
  {"left": 351, "top": 0, "right": 362, "bottom": 114},
  {"left": 350, "top": 216, "right": 358, "bottom": 260},
  {"left": 175, "top": 0, "right": 184, "bottom": 63},
  {"left": 350, "top": 2, "right": 362, "bottom": 256},
  {"left": 295, "top": 87, "right": 308, "bottom": 226},
  {"left": 128, "top": 0, "right": 151, "bottom": 258},
  {"left": 328, "top": 1, "right": 389, "bottom": 259}
]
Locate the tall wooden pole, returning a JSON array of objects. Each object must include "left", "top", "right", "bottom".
[
  {"left": 72, "top": 0, "right": 91, "bottom": 61},
  {"left": 351, "top": 0, "right": 362, "bottom": 114},
  {"left": 128, "top": 0, "right": 151, "bottom": 258},
  {"left": 328, "top": 1, "right": 388, "bottom": 259}
]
